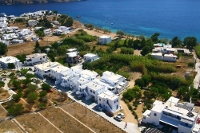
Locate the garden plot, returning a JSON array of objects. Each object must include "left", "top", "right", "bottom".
[
  {"left": 0, "top": 105, "right": 7, "bottom": 119},
  {"left": 0, "top": 120, "right": 23, "bottom": 133},
  {"left": 41, "top": 107, "right": 93, "bottom": 133},
  {"left": 61, "top": 102, "right": 125, "bottom": 133},
  {"left": 16, "top": 113, "right": 60, "bottom": 133}
]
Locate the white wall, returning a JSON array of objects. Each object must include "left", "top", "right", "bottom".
[
  {"left": 97, "top": 96, "right": 120, "bottom": 113},
  {"left": 25, "top": 54, "right": 47, "bottom": 65}
]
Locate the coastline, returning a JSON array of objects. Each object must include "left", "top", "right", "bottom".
[{"left": 0, "top": 0, "right": 86, "bottom": 6}]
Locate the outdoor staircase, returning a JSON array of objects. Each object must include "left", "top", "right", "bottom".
[{"left": 107, "top": 100, "right": 112, "bottom": 109}]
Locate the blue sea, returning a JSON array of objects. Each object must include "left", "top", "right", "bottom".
[{"left": 0, "top": 0, "right": 200, "bottom": 41}]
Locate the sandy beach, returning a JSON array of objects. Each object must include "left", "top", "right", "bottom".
[{"left": 83, "top": 28, "right": 117, "bottom": 39}]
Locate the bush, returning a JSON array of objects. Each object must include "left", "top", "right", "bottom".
[
  {"left": 188, "top": 62, "right": 194, "bottom": 67},
  {"left": 41, "top": 83, "right": 51, "bottom": 92},
  {"left": 0, "top": 81, "right": 5, "bottom": 88},
  {"left": 123, "top": 89, "right": 135, "bottom": 101}
]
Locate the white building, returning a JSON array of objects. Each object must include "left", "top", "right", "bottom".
[
  {"left": 151, "top": 53, "right": 163, "bottom": 60},
  {"left": 49, "top": 65, "right": 68, "bottom": 80},
  {"left": 28, "top": 20, "right": 38, "bottom": 27},
  {"left": 142, "top": 97, "right": 200, "bottom": 133},
  {"left": 43, "top": 29, "right": 52, "bottom": 36},
  {"left": 97, "top": 90, "right": 120, "bottom": 113},
  {"left": 0, "top": 56, "right": 21, "bottom": 69},
  {"left": 18, "top": 29, "right": 32, "bottom": 38},
  {"left": 163, "top": 54, "right": 177, "bottom": 62},
  {"left": 85, "top": 80, "right": 105, "bottom": 101},
  {"left": 34, "top": 62, "right": 60, "bottom": 78},
  {"left": 99, "top": 35, "right": 111, "bottom": 44},
  {"left": 151, "top": 53, "right": 177, "bottom": 62},
  {"left": 25, "top": 53, "right": 48, "bottom": 66},
  {"left": 53, "top": 29, "right": 63, "bottom": 35},
  {"left": 83, "top": 53, "right": 99, "bottom": 62},
  {"left": 66, "top": 48, "right": 81, "bottom": 63},
  {"left": 101, "top": 71, "right": 128, "bottom": 94},
  {"left": 58, "top": 26, "right": 70, "bottom": 34}
]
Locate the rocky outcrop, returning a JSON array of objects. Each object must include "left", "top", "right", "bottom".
[{"left": 0, "top": 0, "right": 84, "bottom": 5}]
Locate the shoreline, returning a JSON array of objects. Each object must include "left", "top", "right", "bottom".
[{"left": 0, "top": 0, "right": 86, "bottom": 6}]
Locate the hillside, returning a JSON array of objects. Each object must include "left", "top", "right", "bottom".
[{"left": 0, "top": 0, "right": 84, "bottom": 5}]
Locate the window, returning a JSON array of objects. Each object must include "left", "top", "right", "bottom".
[
  {"left": 99, "top": 98, "right": 101, "bottom": 101},
  {"left": 154, "top": 113, "right": 157, "bottom": 116},
  {"left": 40, "top": 58, "right": 42, "bottom": 60}
]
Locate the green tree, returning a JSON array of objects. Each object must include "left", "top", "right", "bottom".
[
  {"left": 38, "top": 31, "right": 45, "bottom": 39},
  {"left": 171, "top": 36, "right": 182, "bottom": 47},
  {"left": 116, "top": 30, "right": 125, "bottom": 37},
  {"left": 151, "top": 32, "right": 160, "bottom": 43},
  {"left": 8, "top": 104, "right": 24, "bottom": 116},
  {"left": 41, "top": 83, "right": 51, "bottom": 92},
  {"left": 65, "top": 17, "right": 73, "bottom": 27},
  {"left": 0, "top": 81, "right": 5, "bottom": 87},
  {"left": 34, "top": 41, "right": 40, "bottom": 53},
  {"left": 12, "top": 94, "right": 22, "bottom": 102},
  {"left": 183, "top": 36, "right": 197, "bottom": 50},
  {"left": 8, "top": 63, "right": 15, "bottom": 69},
  {"left": 39, "top": 90, "right": 47, "bottom": 97},
  {"left": 135, "top": 79, "right": 145, "bottom": 88},
  {"left": 20, "top": 69, "right": 28, "bottom": 76},
  {"left": 28, "top": 84, "right": 37, "bottom": 91},
  {"left": 16, "top": 54, "right": 26, "bottom": 63},
  {"left": 27, "top": 92, "right": 38, "bottom": 103},
  {"left": 13, "top": 80, "right": 21, "bottom": 90},
  {"left": 123, "top": 89, "right": 135, "bottom": 101}
]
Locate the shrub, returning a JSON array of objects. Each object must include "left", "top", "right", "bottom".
[{"left": 123, "top": 89, "right": 135, "bottom": 101}]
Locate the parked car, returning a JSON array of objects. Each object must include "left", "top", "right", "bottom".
[
  {"left": 114, "top": 115, "right": 122, "bottom": 122},
  {"left": 117, "top": 112, "right": 125, "bottom": 119},
  {"left": 105, "top": 111, "right": 114, "bottom": 117},
  {"left": 94, "top": 105, "right": 103, "bottom": 112},
  {"left": 195, "top": 102, "right": 200, "bottom": 106}
]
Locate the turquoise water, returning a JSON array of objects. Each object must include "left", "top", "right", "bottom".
[{"left": 0, "top": 0, "right": 200, "bottom": 40}]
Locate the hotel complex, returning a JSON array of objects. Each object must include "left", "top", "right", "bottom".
[
  {"left": 33, "top": 60, "right": 128, "bottom": 113},
  {"left": 142, "top": 97, "right": 200, "bottom": 133}
]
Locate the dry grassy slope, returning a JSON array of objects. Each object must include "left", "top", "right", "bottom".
[{"left": 0, "top": 0, "right": 80, "bottom": 5}]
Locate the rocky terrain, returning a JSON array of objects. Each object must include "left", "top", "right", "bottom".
[{"left": 0, "top": 0, "right": 83, "bottom": 5}]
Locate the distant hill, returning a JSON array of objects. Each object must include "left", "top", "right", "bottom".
[{"left": 0, "top": 0, "right": 83, "bottom": 5}]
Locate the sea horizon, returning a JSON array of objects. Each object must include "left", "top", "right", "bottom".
[{"left": 1, "top": 0, "right": 200, "bottom": 41}]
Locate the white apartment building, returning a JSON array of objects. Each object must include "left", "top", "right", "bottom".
[
  {"left": 83, "top": 53, "right": 99, "bottom": 62},
  {"left": 142, "top": 97, "right": 200, "bottom": 133},
  {"left": 0, "top": 56, "right": 21, "bottom": 69},
  {"left": 99, "top": 35, "right": 111, "bottom": 44},
  {"left": 101, "top": 71, "right": 128, "bottom": 93},
  {"left": 34, "top": 62, "right": 60, "bottom": 78},
  {"left": 25, "top": 53, "right": 48, "bottom": 66},
  {"left": 97, "top": 90, "right": 120, "bottom": 113},
  {"left": 85, "top": 81, "right": 105, "bottom": 101},
  {"left": 49, "top": 65, "right": 69, "bottom": 80},
  {"left": 43, "top": 29, "right": 52, "bottom": 36}
]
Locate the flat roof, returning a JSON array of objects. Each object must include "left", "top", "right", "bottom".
[
  {"left": 26, "top": 53, "right": 46, "bottom": 58},
  {"left": 50, "top": 65, "right": 68, "bottom": 73},
  {"left": 100, "top": 35, "right": 111, "bottom": 38},
  {"left": 98, "top": 90, "right": 119, "bottom": 100},
  {"left": 151, "top": 52, "right": 163, "bottom": 56},
  {"left": 84, "top": 53, "right": 98, "bottom": 58},
  {"left": 86, "top": 81, "right": 105, "bottom": 91},
  {"left": 34, "top": 62, "right": 60, "bottom": 71},
  {"left": 0, "top": 56, "right": 19, "bottom": 63},
  {"left": 80, "top": 70, "right": 98, "bottom": 77},
  {"left": 67, "top": 52, "right": 78, "bottom": 57}
]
